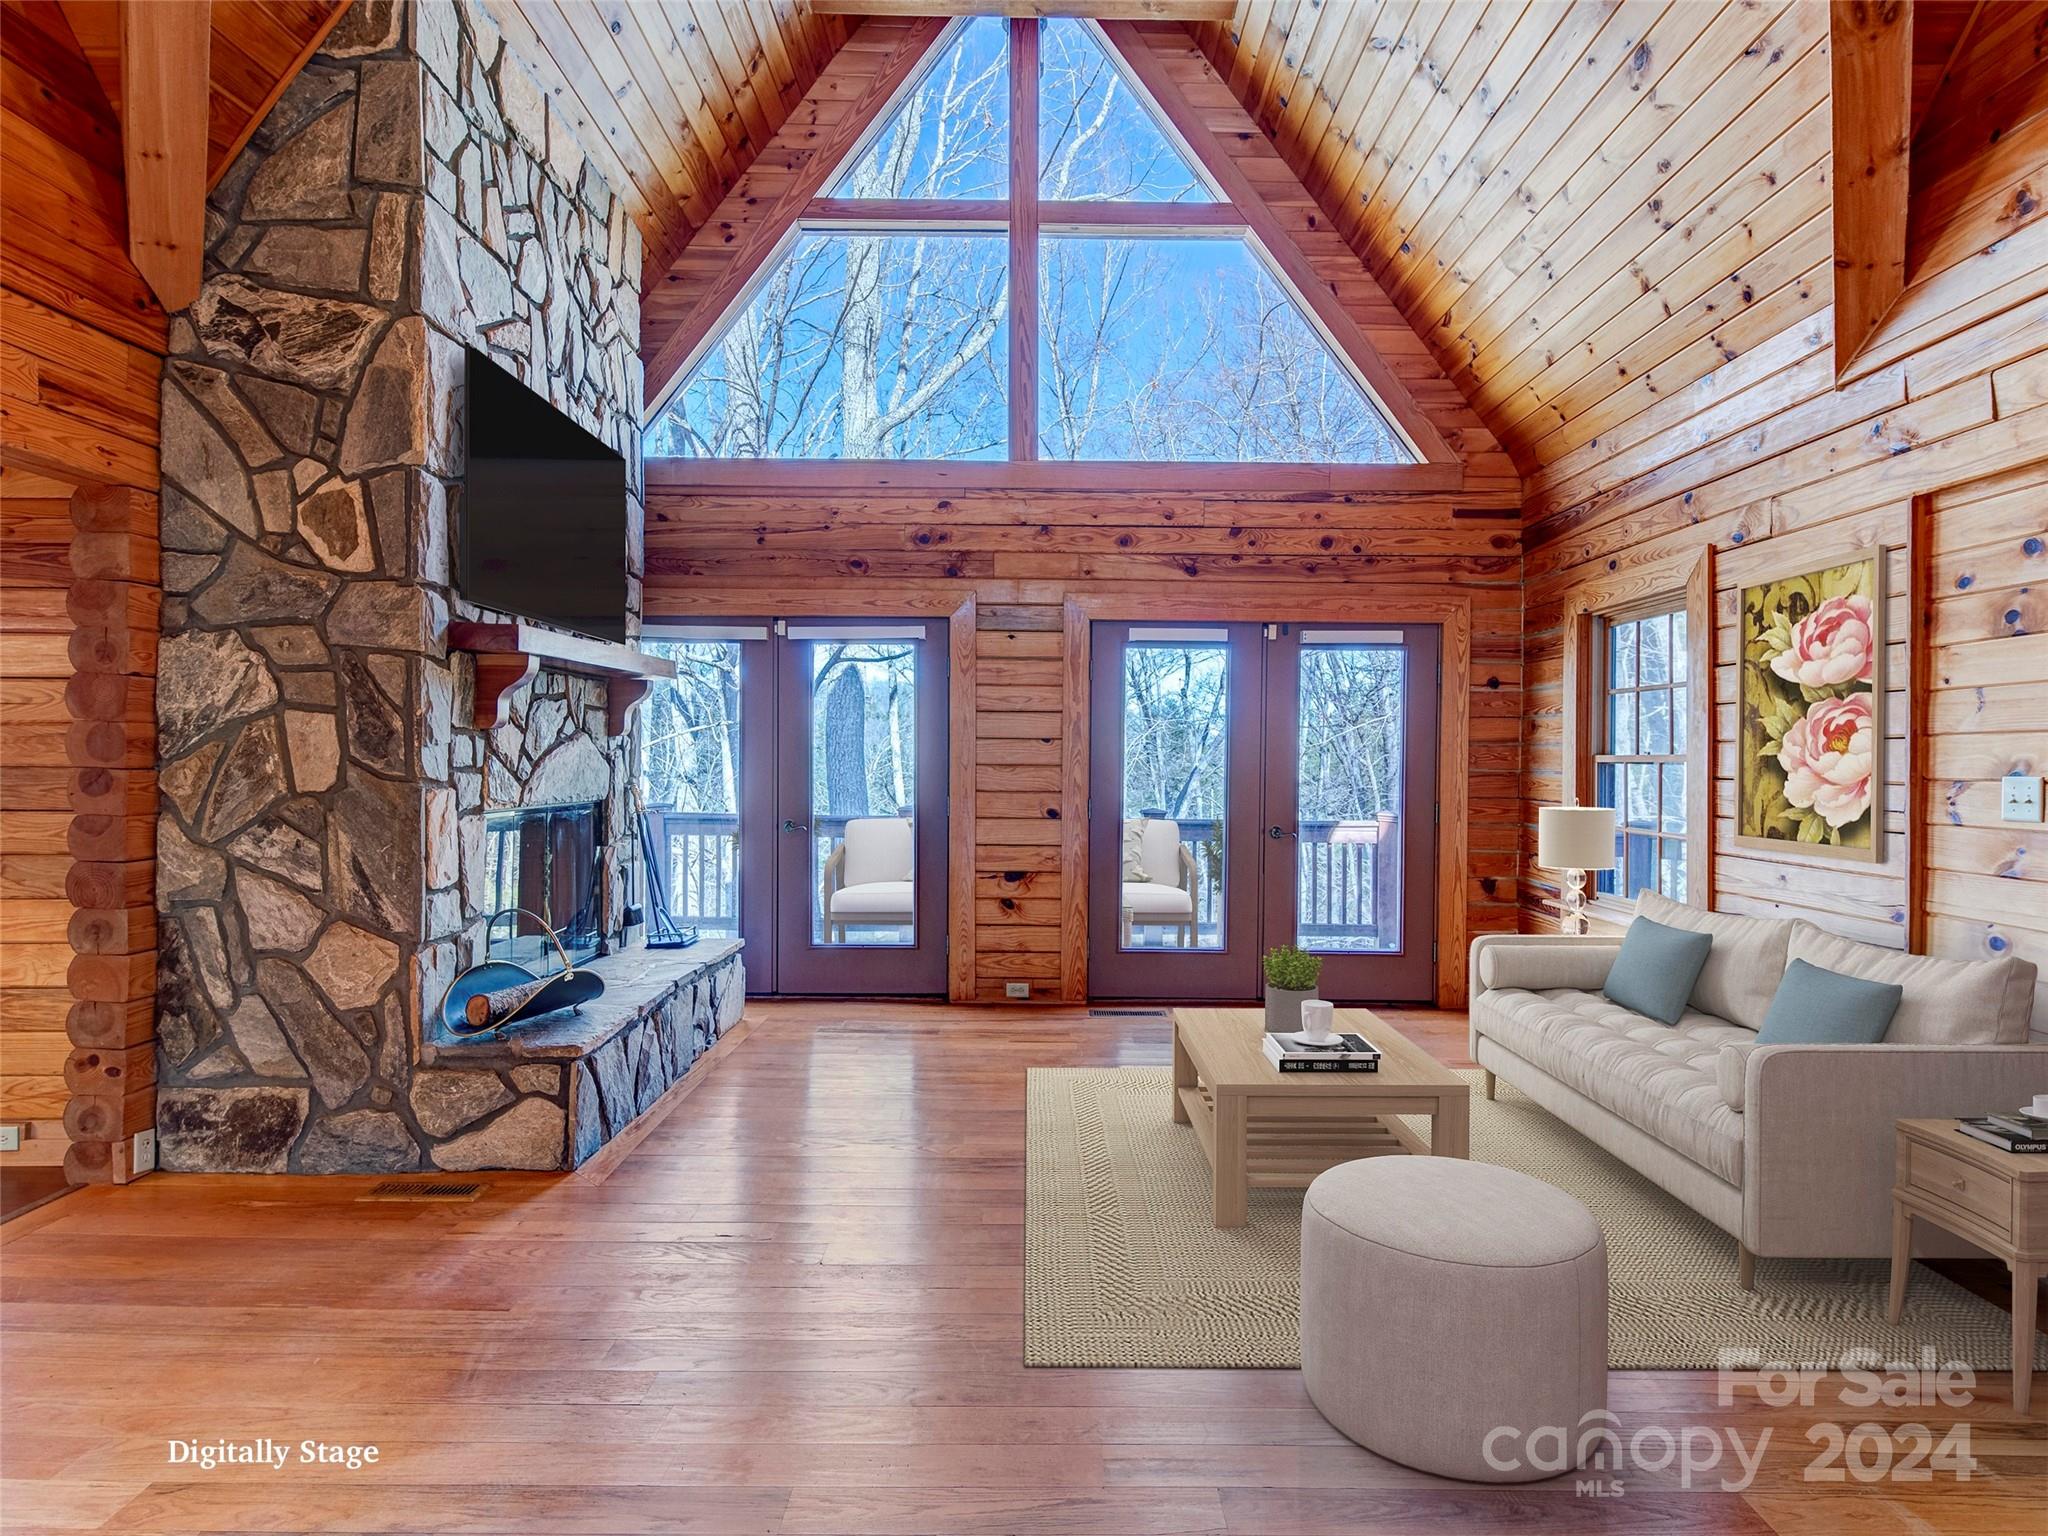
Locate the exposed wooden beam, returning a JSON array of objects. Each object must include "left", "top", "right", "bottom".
[
  {"left": 119, "top": 0, "right": 210, "bottom": 313},
  {"left": 814, "top": 2, "right": 1238, "bottom": 18},
  {"left": 1098, "top": 20, "right": 1458, "bottom": 465},
  {"left": 1831, "top": 0, "right": 1914, "bottom": 378},
  {"left": 641, "top": 15, "right": 952, "bottom": 420}
]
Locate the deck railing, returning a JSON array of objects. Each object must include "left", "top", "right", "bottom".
[
  {"left": 643, "top": 809, "right": 1398, "bottom": 944},
  {"left": 644, "top": 808, "right": 741, "bottom": 933},
  {"left": 1157, "top": 816, "right": 1396, "bottom": 944}
]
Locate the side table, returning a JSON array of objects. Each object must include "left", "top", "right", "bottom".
[{"left": 1889, "top": 1117, "right": 2048, "bottom": 1413}]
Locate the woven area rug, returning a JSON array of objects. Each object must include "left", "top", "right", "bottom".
[{"left": 1025, "top": 1065, "right": 2048, "bottom": 1370}]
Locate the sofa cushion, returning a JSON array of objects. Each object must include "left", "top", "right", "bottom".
[
  {"left": 1476, "top": 942, "right": 1621, "bottom": 994},
  {"left": 1473, "top": 986, "right": 1749, "bottom": 1184},
  {"left": 1603, "top": 916, "right": 1713, "bottom": 1026},
  {"left": 1716, "top": 1042, "right": 1756, "bottom": 1113},
  {"left": 1755, "top": 959, "right": 1902, "bottom": 1044},
  {"left": 1636, "top": 889, "right": 1791, "bottom": 1030},
  {"left": 1787, "top": 926, "right": 2038, "bottom": 1045}
]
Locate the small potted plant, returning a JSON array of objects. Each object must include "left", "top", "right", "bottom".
[{"left": 1262, "top": 944, "right": 1322, "bottom": 1033}]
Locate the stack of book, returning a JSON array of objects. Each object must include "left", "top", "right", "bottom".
[
  {"left": 1956, "top": 1113, "right": 2048, "bottom": 1154},
  {"left": 1262, "top": 1032, "right": 1381, "bottom": 1073}
]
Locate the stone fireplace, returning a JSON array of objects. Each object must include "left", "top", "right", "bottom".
[{"left": 152, "top": 1, "right": 740, "bottom": 1174}]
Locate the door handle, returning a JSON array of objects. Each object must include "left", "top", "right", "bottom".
[
  {"left": 1268, "top": 825, "right": 1296, "bottom": 840},
  {"left": 782, "top": 819, "right": 809, "bottom": 834}
]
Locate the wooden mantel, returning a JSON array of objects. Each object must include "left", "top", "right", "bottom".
[{"left": 448, "top": 621, "right": 677, "bottom": 735}]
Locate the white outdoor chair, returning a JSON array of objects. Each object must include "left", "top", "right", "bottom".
[
  {"left": 1120, "top": 817, "right": 1197, "bottom": 947},
  {"left": 822, "top": 816, "right": 914, "bottom": 941}
]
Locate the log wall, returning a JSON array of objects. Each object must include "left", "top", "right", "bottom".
[{"left": 1, "top": 0, "right": 164, "bottom": 1181}]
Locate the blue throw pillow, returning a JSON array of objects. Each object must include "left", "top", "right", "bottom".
[
  {"left": 1602, "top": 916, "right": 1714, "bottom": 1026},
  {"left": 1754, "top": 959, "right": 1903, "bottom": 1045}
]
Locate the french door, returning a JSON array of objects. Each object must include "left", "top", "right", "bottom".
[
  {"left": 638, "top": 619, "right": 949, "bottom": 996},
  {"left": 1087, "top": 621, "right": 1438, "bottom": 1003}
]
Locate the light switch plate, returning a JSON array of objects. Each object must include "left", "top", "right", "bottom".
[{"left": 2001, "top": 773, "right": 2044, "bottom": 823}]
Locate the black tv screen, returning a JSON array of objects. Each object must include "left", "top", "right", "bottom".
[{"left": 460, "top": 348, "right": 628, "bottom": 643}]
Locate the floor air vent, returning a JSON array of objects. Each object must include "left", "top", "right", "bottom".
[
  {"left": 357, "top": 1180, "right": 487, "bottom": 1203},
  {"left": 1089, "top": 1008, "right": 1168, "bottom": 1018}
]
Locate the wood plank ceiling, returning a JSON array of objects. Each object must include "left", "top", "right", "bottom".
[
  {"left": 482, "top": 2, "right": 859, "bottom": 283},
  {"left": 52, "top": 0, "right": 352, "bottom": 186},
  {"left": 492, "top": 1, "right": 2045, "bottom": 472},
  {"left": 1187, "top": 1, "right": 2048, "bottom": 477}
]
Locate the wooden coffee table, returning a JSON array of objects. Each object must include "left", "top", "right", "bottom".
[{"left": 1171, "top": 1007, "right": 1470, "bottom": 1228}]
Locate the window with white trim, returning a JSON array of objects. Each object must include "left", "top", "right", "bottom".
[{"left": 1593, "top": 605, "right": 1688, "bottom": 903}]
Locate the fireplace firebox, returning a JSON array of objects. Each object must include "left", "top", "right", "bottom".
[{"left": 483, "top": 803, "right": 605, "bottom": 966}]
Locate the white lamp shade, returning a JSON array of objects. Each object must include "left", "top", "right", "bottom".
[{"left": 1537, "top": 806, "right": 1618, "bottom": 871}]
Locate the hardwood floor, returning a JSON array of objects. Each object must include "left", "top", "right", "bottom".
[{"left": 1, "top": 1002, "right": 2042, "bottom": 1534}]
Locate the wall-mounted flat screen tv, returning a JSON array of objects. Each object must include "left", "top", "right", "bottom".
[{"left": 460, "top": 347, "right": 628, "bottom": 643}]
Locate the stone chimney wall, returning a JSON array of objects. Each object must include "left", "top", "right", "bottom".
[{"left": 152, "top": 0, "right": 644, "bottom": 1173}]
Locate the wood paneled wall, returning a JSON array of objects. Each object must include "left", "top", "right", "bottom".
[
  {"left": 1517, "top": 16, "right": 2048, "bottom": 1030},
  {"left": 1918, "top": 464, "right": 2048, "bottom": 1028},
  {"left": 643, "top": 481, "right": 1522, "bottom": 1006},
  {"left": 1, "top": 0, "right": 164, "bottom": 1181}
]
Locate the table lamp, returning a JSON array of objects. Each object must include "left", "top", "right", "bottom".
[{"left": 1537, "top": 806, "right": 1618, "bottom": 936}]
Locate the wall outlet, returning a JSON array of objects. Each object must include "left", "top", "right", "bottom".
[
  {"left": 0, "top": 1125, "right": 21, "bottom": 1153},
  {"left": 1005, "top": 982, "right": 1031, "bottom": 1000},
  {"left": 131, "top": 1128, "right": 157, "bottom": 1174},
  {"left": 2001, "top": 773, "right": 2045, "bottom": 823}
]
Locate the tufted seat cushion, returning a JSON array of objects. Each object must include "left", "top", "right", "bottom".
[{"left": 1474, "top": 988, "right": 1750, "bottom": 1185}]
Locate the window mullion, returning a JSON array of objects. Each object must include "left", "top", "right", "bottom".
[{"left": 1008, "top": 16, "right": 1039, "bottom": 462}]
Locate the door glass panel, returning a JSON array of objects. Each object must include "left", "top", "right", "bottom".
[
  {"left": 1297, "top": 643, "right": 1405, "bottom": 953},
  {"left": 1120, "top": 639, "right": 1228, "bottom": 950},
  {"left": 809, "top": 640, "right": 918, "bottom": 947},
  {"left": 639, "top": 640, "right": 744, "bottom": 940}
]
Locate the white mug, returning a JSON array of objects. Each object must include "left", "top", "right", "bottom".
[
  {"left": 1299, "top": 999, "right": 1337, "bottom": 1043},
  {"left": 2031, "top": 1093, "right": 2048, "bottom": 1118}
]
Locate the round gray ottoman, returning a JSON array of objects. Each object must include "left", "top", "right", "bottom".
[{"left": 1300, "top": 1157, "right": 1607, "bottom": 1483}]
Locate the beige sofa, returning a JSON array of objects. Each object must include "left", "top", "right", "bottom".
[{"left": 1469, "top": 890, "right": 2047, "bottom": 1286}]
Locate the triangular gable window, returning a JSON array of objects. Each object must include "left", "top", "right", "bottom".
[
  {"left": 648, "top": 18, "right": 1428, "bottom": 466},
  {"left": 1039, "top": 236, "right": 1408, "bottom": 462},
  {"left": 829, "top": 16, "right": 1009, "bottom": 200},
  {"left": 645, "top": 231, "right": 1009, "bottom": 461},
  {"left": 1039, "top": 19, "right": 1215, "bottom": 203}
]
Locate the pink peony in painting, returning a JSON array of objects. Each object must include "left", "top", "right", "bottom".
[{"left": 1735, "top": 555, "right": 1882, "bottom": 861}]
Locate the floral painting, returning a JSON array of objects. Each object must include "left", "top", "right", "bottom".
[{"left": 1735, "top": 555, "right": 1882, "bottom": 861}]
